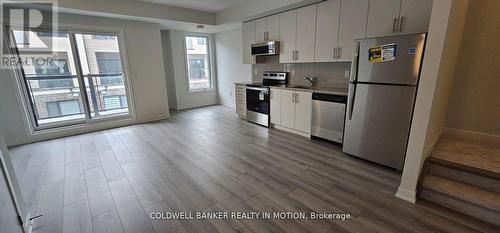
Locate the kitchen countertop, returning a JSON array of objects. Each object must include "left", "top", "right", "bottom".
[
  {"left": 235, "top": 82, "right": 348, "bottom": 96},
  {"left": 273, "top": 85, "right": 348, "bottom": 96}
]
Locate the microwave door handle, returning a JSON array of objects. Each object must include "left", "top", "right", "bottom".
[{"left": 350, "top": 41, "right": 360, "bottom": 83}]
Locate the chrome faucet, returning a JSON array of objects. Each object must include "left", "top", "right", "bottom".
[{"left": 304, "top": 75, "right": 316, "bottom": 87}]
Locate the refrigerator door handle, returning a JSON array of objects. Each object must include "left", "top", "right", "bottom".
[
  {"left": 349, "top": 41, "right": 360, "bottom": 83},
  {"left": 348, "top": 83, "right": 356, "bottom": 120}
]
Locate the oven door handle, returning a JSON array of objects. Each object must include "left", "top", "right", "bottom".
[{"left": 246, "top": 86, "right": 269, "bottom": 92}]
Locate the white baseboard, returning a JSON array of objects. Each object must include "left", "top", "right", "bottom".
[
  {"left": 395, "top": 186, "right": 417, "bottom": 203},
  {"left": 176, "top": 101, "right": 218, "bottom": 110},
  {"left": 220, "top": 101, "right": 236, "bottom": 108},
  {"left": 273, "top": 124, "right": 311, "bottom": 138},
  {"left": 443, "top": 127, "right": 500, "bottom": 146}
]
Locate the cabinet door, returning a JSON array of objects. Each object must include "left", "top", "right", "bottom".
[
  {"left": 294, "top": 91, "right": 312, "bottom": 133},
  {"left": 366, "top": 0, "right": 401, "bottom": 38},
  {"left": 398, "top": 0, "right": 433, "bottom": 35},
  {"left": 296, "top": 4, "right": 317, "bottom": 63},
  {"left": 242, "top": 21, "right": 256, "bottom": 64},
  {"left": 314, "top": 0, "right": 340, "bottom": 62},
  {"left": 266, "top": 14, "right": 280, "bottom": 41},
  {"left": 280, "top": 90, "right": 295, "bottom": 128},
  {"left": 337, "top": 0, "right": 369, "bottom": 62},
  {"left": 279, "top": 10, "right": 297, "bottom": 63},
  {"left": 255, "top": 18, "right": 267, "bottom": 42},
  {"left": 270, "top": 88, "right": 282, "bottom": 125}
]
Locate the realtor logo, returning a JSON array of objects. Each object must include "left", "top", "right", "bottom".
[{"left": 1, "top": 0, "right": 59, "bottom": 69}]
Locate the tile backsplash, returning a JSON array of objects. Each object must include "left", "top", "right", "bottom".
[{"left": 252, "top": 62, "right": 351, "bottom": 88}]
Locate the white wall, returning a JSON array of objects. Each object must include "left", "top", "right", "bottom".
[
  {"left": 57, "top": 0, "right": 215, "bottom": 25},
  {"left": 215, "top": 28, "right": 252, "bottom": 107},
  {"left": 0, "top": 13, "right": 170, "bottom": 146},
  {"left": 168, "top": 31, "right": 218, "bottom": 109},
  {"left": 445, "top": 0, "right": 500, "bottom": 138},
  {"left": 161, "top": 30, "right": 178, "bottom": 109},
  {"left": 216, "top": 0, "right": 305, "bottom": 24},
  {"left": 396, "top": 0, "right": 470, "bottom": 203}
]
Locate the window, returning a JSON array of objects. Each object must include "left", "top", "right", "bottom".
[
  {"left": 36, "top": 31, "right": 68, "bottom": 38},
  {"left": 103, "top": 95, "right": 128, "bottom": 110},
  {"left": 11, "top": 30, "right": 131, "bottom": 129},
  {"left": 96, "top": 52, "right": 124, "bottom": 85},
  {"left": 34, "top": 58, "right": 74, "bottom": 89},
  {"left": 92, "top": 35, "right": 115, "bottom": 40},
  {"left": 46, "top": 100, "right": 81, "bottom": 118},
  {"left": 184, "top": 35, "right": 212, "bottom": 91}
]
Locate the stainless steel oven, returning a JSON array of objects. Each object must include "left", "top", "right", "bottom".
[
  {"left": 246, "top": 86, "right": 270, "bottom": 127},
  {"left": 245, "top": 72, "right": 288, "bottom": 127}
]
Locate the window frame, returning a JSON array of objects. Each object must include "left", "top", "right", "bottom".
[
  {"left": 5, "top": 24, "right": 135, "bottom": 133},
  {"left": 182, "top": 32, "right": 215, "bottom": 92}
]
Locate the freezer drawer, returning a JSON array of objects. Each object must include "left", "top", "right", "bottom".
[
  {"left": 354, "top": 34, "right": 426, "bottom": 85},
  {"left": 343, "top": 83, "right": 416, "bottom": 170}
]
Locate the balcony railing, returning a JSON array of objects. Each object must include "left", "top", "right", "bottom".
[{"left": 25, "top": 73, "right": 124, "bottom": 90}]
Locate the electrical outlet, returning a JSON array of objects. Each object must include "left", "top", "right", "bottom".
[{"left": 344, "top": 70, "right": 350, "bottom": 78}]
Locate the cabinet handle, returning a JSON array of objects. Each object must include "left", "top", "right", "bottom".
[
  {"left": 296, "top": 93, "right": 299, "bottom": 103},
  {"left": 393, "top": 17, "right": 398, "bottom": 33},
  {"left": 296, "top": 50, "right": 299, "bottom": 60},
  {"left": 264, "top": 32, "right": 268, "bottom": 41},
  {"left": 338, "top": 47, "right": 342, "bottom": 59},
  {"left": 291, "top": 93, "right": 295, "bottom": 103},
  {"left": 333, "top": 48, "right": 337, "bottom": 60},
  {"left": 399, "top": 16, "right": 405, "bottom": 32}
]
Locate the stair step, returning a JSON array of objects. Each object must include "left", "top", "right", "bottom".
[
  {"left": 420, "top": 175, "right": 500, "bottom": 227},
  {"left": 428, "top": 162, "right": 500, "bottom": 193}
]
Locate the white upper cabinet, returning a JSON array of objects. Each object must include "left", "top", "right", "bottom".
[
  {"left": 255, "top": 18, "right": 267, "bottom": 42},
  {"left": 314, "top": 0, "right": 341, "bottom": 62},
  {"left": 337, "top": 0, "right": 369, "bottom": 61},
  {"left": 399, "top": 0, "right": 433, "bottom": 35},
  {"left": 242, "top": 21, "right": 256, "bottom": 64},
  {"left": 366, "top": 0, "right": 433, "bottom": 38},
  {"left": 366, "top": 0, "right": 402, "bottom": 38},
  {"left": 279, "top": 10, "right": 297, "bottom": 64},
  {"left": 295, "top": 4, "right": 317, "bottom": 63},
  {"left": 245, "top": 0, "right": 432, "bottom": 64},
  {"left": 266, "top": 14, "right": 280, "bottom": 41}
]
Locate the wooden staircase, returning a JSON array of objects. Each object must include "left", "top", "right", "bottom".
[{"left": 418, "top": 136, "right": 500, "bottom": 227}]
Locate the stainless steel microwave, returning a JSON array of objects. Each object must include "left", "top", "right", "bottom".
[{"left": 251, "top": 41, "right": 280, "bottom": 56}]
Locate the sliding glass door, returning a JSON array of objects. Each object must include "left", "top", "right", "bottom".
[{"left": 10, "top": 29, "right": 131, "bottom": 130}]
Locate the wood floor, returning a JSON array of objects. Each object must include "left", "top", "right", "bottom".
[{"left": 10, "top": 105, "right": 499, "bottom": 233}]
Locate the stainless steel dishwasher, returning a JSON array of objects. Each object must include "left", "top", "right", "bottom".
[{"left": 311, "top": 93, "right": 347, "bottom": 143}]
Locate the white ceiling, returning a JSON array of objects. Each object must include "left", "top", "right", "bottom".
[{"left": 140, "top": 0, "right": 245, "bottom": 12}]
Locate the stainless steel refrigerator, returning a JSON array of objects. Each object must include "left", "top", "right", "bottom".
[{"left": 343, "top": 33, "right": 426, "bottom": 171}]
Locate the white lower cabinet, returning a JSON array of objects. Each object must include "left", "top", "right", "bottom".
[
  {"left": 235, "top": 84, "right": 246, "bottom": 119},
  {"left": 270, "top": 88, "right": 282, "bottom": 125},
  {"left": 293, "top": 91, "right": 312, "bottom": 133},
  {"left": 273, "top": 89, "right": 312, "bottom": 135},
  {"left": 280, "top": 89, "right": 295, "bottom": 128}
]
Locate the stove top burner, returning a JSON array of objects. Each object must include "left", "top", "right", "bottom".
[{"left": 247, "top": 72, "right": 288, "bottom": 87}]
